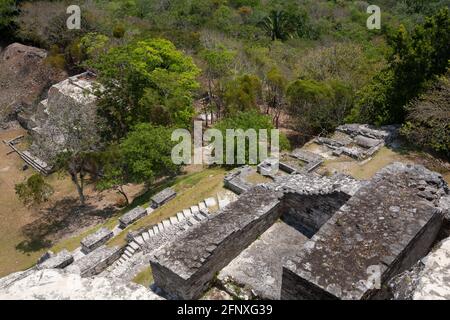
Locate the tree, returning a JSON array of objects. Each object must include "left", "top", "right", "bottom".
[
  {"left": 0, "top": 0, "right": 16, "bottom": 33},
  {"left": 287, "top": 79, "right": 353, "bottom": 136},
  {"left": 259, "top": 10, "right": 292, "bottom": 41},
  {"left": 401, "top": 72, "right": 450, "bottom": 158},
  {"left": 32, "top": 87, "right": 101, "bottom": 206},
  {"left": 223, "top": 74, "right": 262, "bottom": 116},
  {"left": 96, "top": 145, "right": 130, "bottom": 206},
  {"left": 15, "top": 174, "right": 54, "bottom": 207},
  {"left": 265, "top": 67, "right": 287, "bottom": 128},
  {"left": 353, "top": 8, "right": 450, "bottom": 124},
  {"left": 258, "top": 8, "right": 315, "bottom": 41},
  {"left": 90, "top": 39, "right": 201, "bottom": 140},
  {"left": 200, "top": 45, "right": 236, "bottom": 124},
  {"left": 119, "top": 123, "right": 181, "bottom": 185}
]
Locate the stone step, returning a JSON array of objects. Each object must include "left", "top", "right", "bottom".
[
  {"left": 157, "top": 222, "right": 164, "bottom": 232},
  {"left": 198, "top": 201, "right": 207, "bottom": 211},
  {"left": 142, "top": 232, "right": 150, "bottom": 242},
  {"left": 187, "top": 217, "right": 199, "bottom": 226},
  {"left": 194, "top": 213, "right": 206, "bottom": 221},
  {"left": 148, "top": 229, "right": 155, "bottom": 237},
  {"left": 124, "top": 250, "right": 133, "bottom": 258},
  {"left": 183, "top": 209, "right": 193, "bottom": 219},
  {"left": 199, "top": 209, "right": 210, "bottom": 218},
  {"left": 129, "top": 242, "right": 140, "bottom": 251},
  {"left": 177, "top": 212, "right": 185, "bottom": 222},
  {"left": 170, "top": 216, "right": 178, "bottom": 225},
  {"left": 152, "top": 226, "right": 159, "bottom": 235},
  {"left": 190, "top": 205, "right": 200, "bottom": 215},
  {"left": 162, "top": 219, "right": 172, "bottom": 229},
  {"left": 204, "top": 197, "right": 217, "bottom": 208},
  {"left": 135, "top": 235, "right": 145, "bottom": 246}
]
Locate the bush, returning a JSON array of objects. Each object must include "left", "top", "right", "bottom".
[{"left": 15, "top": 174, "right": 54, "bottom": 207}]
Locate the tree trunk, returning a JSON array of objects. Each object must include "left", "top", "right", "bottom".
[
  {"left": 71, "top": 173, "right": 85, "bottom": 206},
  {"left": 117, "top": 185, "right": 129, "bottom": 206}
]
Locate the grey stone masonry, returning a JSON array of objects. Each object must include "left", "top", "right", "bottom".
[
  {"left": 223, "top": 166, "right": 254, "bottom": 195},
  {"left": 119, "top": 206, "right": 147, "bottom": 229},
  {"left": 151, "top": 188, "right": 176, "bottom": 208},
  {"left": 281, "top": 163, "right": 449, "bottom": 300},
  {"left": 151, "top": 186, "right": 283, "bottom": 299},
  {"left": 70, "top": 246, "right": 123, "bottom": 277},
  {"left": 81, "top": 228, "right": 113, "bottom": 254},
  {"left": 150, "top": 172, "right": 359, "bottom": 300},
  {"left": 37, "top": 250, "right": 73, "bottom": 270}
]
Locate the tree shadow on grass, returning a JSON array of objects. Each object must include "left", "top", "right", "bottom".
[{"left": 16, "top": 197, "right": 116, "bottom": 253}]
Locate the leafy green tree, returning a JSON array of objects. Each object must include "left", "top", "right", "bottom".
[
  {"left": 259, "top": 10, "right": 292, "bottom": 41},
  {"left": 258, "top": 8, "right": 315, "bottom": 41},
  {"left": 97, "top": 145, "right": 130, "bottom": 206},
  {"left": 15, "top": 174, "right": 54, "bottom": 207},
  {"left": 354, "top": 8, "right": 450, "bottom": 124},
  {"left": 287, "top": 79, "right": 353, "bottom": 136},
  {"left": 91, "top": 39, "right": 201, "bottom": 140},
  {"left": 200, "top": 45, "right": 236, "bottom": 123},
  {"left": 214, "top": 110, "right": 290, "bottom": 166},
  {"left": 224, "top": 74, "right": 262, "bottom": 116},
  {"left": 119, "top": 123, "right": 181, "bottom": 185}
]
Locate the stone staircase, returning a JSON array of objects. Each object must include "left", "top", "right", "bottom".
[{"left": 107, "top": 197, "right": 220, "bottom": 277}]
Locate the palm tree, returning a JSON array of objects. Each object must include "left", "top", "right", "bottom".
[{"left": 259, "top": 10, "right": 293, "bottom": 41}]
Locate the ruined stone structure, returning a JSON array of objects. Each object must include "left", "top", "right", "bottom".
[
  {"left": 150, "top": 163, "right": 449, "bottom": 300},
  {"left": 150, "top": 188, "right": 177, "bottom": 208},
  {"left": 281, "top": 163, "right": 447, "bottom": 300},
  {"left": 30, "top": 72, "right": 97, "bottom": 145},
  {"left": 81, "top": 228, "right": 114, "bottom": 254},
  {"left": 223, "top": 166, "right": 255, "bottom": 194},
  {"left": 315, "top": 124, "right": 397, "bottom": 160},
  {"left": 119, "top": 206, "right": 148, "bottom": 229},
  {"left": 150, "top": 172, "right": 363, "bottom": 299}
]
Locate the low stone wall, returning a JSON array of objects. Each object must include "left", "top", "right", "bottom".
[
  {"left": 81, "top": 228, "right": 113, "bottom": 254},
  {"left": 150, "top": 172, "right": 358, "bottom": 300},
  {"left": 151, "top": 188, "right": 176, "bottom": 209},
  {"left": 223, "top": 166, "right": 254, "bottom": 195},
  {"left": 281, "top": 192, "right": 350, "bottom": 238},
  {"left": 71, "top": 246, "right": 123, "bottom": 278},
  {"left": 37, "top": 250, "right": 73, "bottom": 270},
  {"left": 119, "top": 206, "right": 147, "bottom": 229}
]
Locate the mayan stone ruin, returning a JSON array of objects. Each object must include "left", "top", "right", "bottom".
[
  {"left": 150, "top": 162, "right": 449, "bottom": 300},
  {"left": 0, "top": 123, "right": 449, "bottom": 301}
]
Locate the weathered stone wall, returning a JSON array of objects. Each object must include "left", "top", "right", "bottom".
[
  {"left": 281, "top": 163, "right": 448, "bottom": 300},
  {"left": 281, "top": 192, "right": 350, "bottom": 238},
  {"left": 151, "top": 173, "right": 358, "bottom": 300},
  {"left": 151, "top": 187, "right": 283, "bottom": 299},
  {"left": 70, "top": 246, "right": 123, "bottom": 278}
]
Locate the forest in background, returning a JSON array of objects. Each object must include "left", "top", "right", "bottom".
[{"left": 0, "top": 0, "right": 449, "bottom": 205}]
